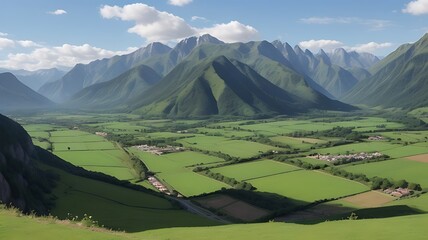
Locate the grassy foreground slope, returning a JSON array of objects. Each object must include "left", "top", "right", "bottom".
[{"left": 1, "top": 207, "right": 427, "bottom": 240}]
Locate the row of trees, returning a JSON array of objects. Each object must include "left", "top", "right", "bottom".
[{"left": 196, "top": 169, "right": 254, "bottom": 191}]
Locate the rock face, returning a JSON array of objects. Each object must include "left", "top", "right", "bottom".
[{"left": 0, "top": 114, "right": 55, "bottom": 214}]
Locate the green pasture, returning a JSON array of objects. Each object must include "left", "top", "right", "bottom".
[
  {"left": 53, "top": 141, "right": 116, "bottom": 151},
  {"left": 343, "top": 158, "right": 428, "bottom": 187},
  {"left": 157, "top": 172, "right": 230, "bottom": 197},
  {"left": 211, "top": 160, "right": 300, "bottom": 181},
  {"left": 270, "top": 136, "right": 326, "bottom": 149},
  {"left": 177, "top": 136, "right": 278, "bottom": 158},
  {"left": 248, "top": 170, "right": 369, "bottom": 202},
  {"left": 129, "top": 150, "right": 225, "bottom": 172},
  {"left": 195, "top": 127, "right": 256, "bottom": 138},
  {"left": 314, "top": 142, "right": 398, "bottom": 155},
  {"left": 130, "top": 150, "right": 228, "bottom": 195},
  {"left": 47, "top": 166, "right": 217, "bottom": 232}
]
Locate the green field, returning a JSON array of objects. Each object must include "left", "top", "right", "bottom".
[
  {"left": 24, "top": 126, "right": 136, "bottom": 181},
  {"left": 270, "top": 136, "right": 326, "bottom": 149},
  {"left": 177, "top": 136, "right": 278, "bottom": 158},
  {"left": 47, "top": 165, "right": 217, "bottom": 232},
  {"left": 314, "top": 142, "right": 398, "bottom": 155},
  {"left": 343, "top": 158, "right": 428, "bottom": 187},
  {"left": 129, "top": 150, "right": 229, "bottom": 196},
  {"left": 157, "top": 172, "right": 230, "bottom": 196},
  {"left": 211, "top": 160, "right": 300, "bottom": 181},
  {"left": 248, "top": 170, "right": 369, "bottom": 202},
  {"left": 2, "top": 207, "right": 427, "bottom": 240}
]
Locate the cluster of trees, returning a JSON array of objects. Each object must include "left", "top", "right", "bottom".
[
  {"left": 197, "top": 169, "right": 254, "bottom": 191},
  {"left": 371, "top": 177, "right": 422, "bottom": 191},
  {"left": 385, "top": 113, "right": 428, "bottom": 130},
  {"left": 329, "top": 154, "right": 390, "bottom": 166},
  {"left": 129, "top": 156, "right": 147, "bottom": 180},
  {"left": 273, "top": 157, "right": 328, "bottom": 170},
  {"left": 327, "top": 168, "right": 370, "bottom": 183}
]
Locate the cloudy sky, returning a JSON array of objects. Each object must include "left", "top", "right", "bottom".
[{"left": 0, "top": 0, "right": 427, "bottom": 70}]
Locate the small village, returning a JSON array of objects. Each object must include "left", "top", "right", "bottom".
[
  {"left": 95, "top": 131, "right": 108, "bottom": 137},
  {"left": 383, "top": 188, "right": 411, "bottom": 198},
  {"left": 135, "top": 144, "right": 185, "bottom": 155},
  {"left": 147, "top": 176, "right": 171, "bottom": 195},
  {"left": 309, "top": 152, "right": 384, "bottom": 163}
]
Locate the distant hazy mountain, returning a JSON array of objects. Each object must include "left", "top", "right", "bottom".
[
  {"left": 343, "top": 33, "right": 428, "bottom": 109},
  {"left": 128, "top": 56, "right": 354, "bottom": 117},
  {"left": 39, "top": 34, "right": 223, "bottom": 103},
  {"left": 68, "top": 65, "right": 161, "bottom": 109},
  {"left": 38, "top": 42, "right": 171, "bottom": 102},
  {"left": 0, "top": 68, "right": 65, "bottom": 91},
  {"left": 327, "top": 48, "right": 380, "bottom": 69},
  {"left": 0, "top": 72, "right": 53, "bottom": 111},
  {"left": 272, "top": 41, "right": 373, "bottom": 98}
]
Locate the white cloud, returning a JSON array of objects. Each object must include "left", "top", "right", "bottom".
[
  {"left": 168, "top": 0, "right": 193, "bottom": 6},
  {"left": 200, "top": 21, "right": 259, "bottom": 43},
  {"left": 0, "top": 32, "right": 8, "bottom": 37},
  {"left": 403, "top": 0, "right": 428, "bottom": 15},
  {"left": 298, "top": 39, "right": 393, "bottom": 54},
  {"left": 0, "top": 37, "right": 15, "bottom": 50},
  {"left": 348, "top": 42, "right": 393, "bottom": 53},
  {"left": 0, "top": 44, "right": 137, "bottom": 71},
  {"left": 298, "top": 39, "right": 344, "bottom": 52},
  {"left": 17, "top": 40, "right": 42, "bottom": 48},
  {"left": 300, "top": 17, "right": 391, "bottom": 30},
  {"left": 191, "top": 16, "right": 207, "bottom": 21},
  {"left": 48, "top": 9, "right": 67, "bottom": 15},
  {"left": 100, "top": 3, "right": 258, "bottom": 43},
  {"left": 100, "top": 3, "right": 196, "bottom": 42}
]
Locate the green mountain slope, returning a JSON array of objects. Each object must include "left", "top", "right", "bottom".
[
  {"left": 180, "top": 40, "right": 337, "bottom": 100},
  {"left": 130, "top": 56, "right": 353, "bottom": 117},
  {"left": 0, "top": 72, "right": 53, "bottom": 111},
  {"left": 67, "top": 65, "right": 161, "bottom": 109},
  {"left": 272, "top": 43, "right": 365, "bottom": 98},
  {"left": 343, "top": 33, "right": 428, "bottom": 109}
]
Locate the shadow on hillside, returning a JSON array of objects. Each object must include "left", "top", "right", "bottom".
[{"left": 279, "top": 204, "right": 425, "bottom": 224}]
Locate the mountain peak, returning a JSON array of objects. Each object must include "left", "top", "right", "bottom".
[{"left": 197, "top": 34, "right": 224, "bottom": 44}]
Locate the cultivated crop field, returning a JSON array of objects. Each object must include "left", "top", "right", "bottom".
[
  {"left": 45, "top": 165, "right": 216, "bottom": 232},
  {"left": 210, "top": 160, "right": 300, "bottom": 181},
  {"left": 177, "top": 136, "right": 279, "bottom": 158},
  {"left": 343, "top": 158, "right": 428, "bottom": 187},
  {"left": 17, "top": 112, "right": 428, "bottom": 228},
  {"left": 248, "top": 170, "right": 369, "bottom": 202}
]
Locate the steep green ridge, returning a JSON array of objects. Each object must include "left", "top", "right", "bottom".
[
  {"left": 0, "top": 114, "right": 55, "bottom": 214},
  {"left": 130, "top": 56, "right": 353, "bottom": 117},
  {"left": 180, "top": 41, "right": 340, "bottom": 101},
  {"left": 343, "top": 33, "right": 428, "bottom": 109},
  {"left": 39, "top": 35, "right": 222, "bottom": 103},
  {"left": 272, "top": 42, "right": 367, "bottom": 98},
  {"left": 0, "top": 72, "right": 53, "bottom": 111},
  {"left": 67, "top": 65, "right": 161, "bottom": 109}
]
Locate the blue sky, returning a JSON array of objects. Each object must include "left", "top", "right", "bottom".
[{"left": 0, "top": 0, "right": 427, "bottom": 70}]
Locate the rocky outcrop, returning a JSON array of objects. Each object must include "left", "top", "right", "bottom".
[{"left": 0, "top": 113, "right": 55, "bottom": 214}]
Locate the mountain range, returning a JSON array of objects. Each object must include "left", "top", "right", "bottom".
[
  {"left": 3, "top": 33, "right": 428, "bottom": 116},
  {"left": 0, "top": 68, "right": 65, "bottom": 91},
  {"left": 65, "top": 36, "right": 359, "bottom": 116},
  {"left": 0, "top": 72, "right": 53, "bottom": 111},
  {"left": 343, "top": 33, "right": 428, "bottom": 109}
]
